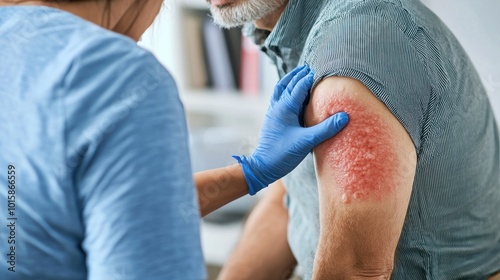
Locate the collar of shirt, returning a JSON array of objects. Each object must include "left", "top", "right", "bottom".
[{"left": 243, "top": 0, "right": 327, "bottom": 77}]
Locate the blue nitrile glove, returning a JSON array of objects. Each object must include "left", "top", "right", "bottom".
[{"left": 233, "top": 65, "right": 349, "bottom": 195}]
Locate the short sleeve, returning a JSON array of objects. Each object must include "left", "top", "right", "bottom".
[
  {"left": 305, "top": 7, "right": 431, "bottom": 151},
  {"left": 62, "top": 33, "right": 205, "bottom": 280}
]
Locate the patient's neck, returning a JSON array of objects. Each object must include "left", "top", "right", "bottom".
[{"left": 253, "top": 0, "right": 288, "bottom": 31}]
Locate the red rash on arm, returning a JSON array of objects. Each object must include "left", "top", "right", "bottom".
[
  {"left": 313, "top": 97, "right": 399, "bottom": 203},
  {"left": 306, "top": 76, "right": 417, "bottom": 278}
]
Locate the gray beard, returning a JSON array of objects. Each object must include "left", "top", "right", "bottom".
[{"left": 210, "top": 0, "right": 287, "bottom": 28}]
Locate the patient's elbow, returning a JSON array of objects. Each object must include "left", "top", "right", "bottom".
[{"left": 353, "top": 262, "right": 394, "bottom": 279}]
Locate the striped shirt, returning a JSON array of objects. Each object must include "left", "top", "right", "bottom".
[{"left": 245, "top": 0, "right": 500, "bottom": 279}]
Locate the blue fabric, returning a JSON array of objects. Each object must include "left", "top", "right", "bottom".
[
  {"left": 0, "top": 6, "right": 205, "bottom": 280},
  {"left": 246, "top": 0, "right": 500, "bottom": 279}
]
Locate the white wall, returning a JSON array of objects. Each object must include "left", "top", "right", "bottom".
[{"left": 420, "top": 0, "right": 500, "bottom": 120}]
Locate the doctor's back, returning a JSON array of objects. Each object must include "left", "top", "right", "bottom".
[{"left": 0, "top": 6, "right": 205, "bottom": 280}]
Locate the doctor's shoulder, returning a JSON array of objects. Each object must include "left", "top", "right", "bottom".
[
  {"left": 60, "top": 23, "right": 178, "bottom": 105},
  {"left": 55, "top": 23, "right": 183, "bottom": 144}
]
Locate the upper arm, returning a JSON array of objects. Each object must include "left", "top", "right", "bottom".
[
  {"left": 305, "top": 76, "right": 417, "bottom": 277},
  {"left": 66, "top": 40, "right": 205, "bottom": 279}
]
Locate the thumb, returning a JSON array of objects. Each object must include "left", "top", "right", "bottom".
[{"left": 307, "top": 112, "right": 349, "bottom": 145}]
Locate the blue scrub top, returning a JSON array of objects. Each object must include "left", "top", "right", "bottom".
[{"left": 0, "top": 6, "right": 205, "bottom": 280}]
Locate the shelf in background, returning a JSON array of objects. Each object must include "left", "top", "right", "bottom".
[{"left": 180, "top": 90, "right": 269, "bottom": 121}]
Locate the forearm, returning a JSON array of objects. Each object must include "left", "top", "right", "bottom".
[
  {"left": 194, "top": 164, "right": 248, "bottom": 217},
  {"left": 313, "top": 208, "right": 395, "bottom": 280},
  {"left": 313, "top": 188, "right": 402, "bottom": 279},
  {"left": 218, "top": 180, "right": 296, "bottom": 280}
]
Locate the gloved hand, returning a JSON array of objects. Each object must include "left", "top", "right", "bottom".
[{"left": 234, "top": 65, "right": 349, "bottom": 195}]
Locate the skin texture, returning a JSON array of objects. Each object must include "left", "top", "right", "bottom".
[
  {"left": 306, "top": 76, "right": 417, "bottom": 278},
  {"left": 310, "top": 97, "right": 399, "bottom": 204}
]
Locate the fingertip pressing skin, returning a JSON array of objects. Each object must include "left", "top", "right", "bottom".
[{"left": 311, "top": 96, "right": 399, "bottom": 204}]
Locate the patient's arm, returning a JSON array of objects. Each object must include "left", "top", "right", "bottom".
[
  {"left": 305, "top": 76, "right": 417, "bottom": 279},
  {"left": 218, "top": 180, "right": 297, "bottom": 280}
]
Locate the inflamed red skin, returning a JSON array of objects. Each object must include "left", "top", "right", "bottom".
[
  {"left": 314, "top": 98, "right": 398, "bottom": 203},
  {"left": 305, "top": 76, "right": 417, "bottom": 279},
  {"left": 305, "top": 78, "right": 412, "bottom": 204}
]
